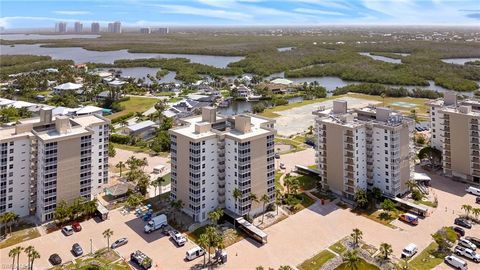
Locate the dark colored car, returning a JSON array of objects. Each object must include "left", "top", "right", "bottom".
[
  {"left": 49, "top": 254, "right": 62, "bottom": 265},
  {"left": 72, "top": 243, "right": 83, "bottom": 257},
  {"left": 466, "top": 236, "right": 480, "bottom": 247},
  {"left": 274, "top": 153, "right": 280, "bottom": 159},
  {"left": 72, "top": 222, "right": 82, "bottom": 232},
  {"left": 476, "top": 197, "right": 480, "bottom": 204},
  {"left": 111, "top": 237, "right": 128, "bottom": 249},
  {"left": 455, "top": 218, "right": 472, "bottom": 229},
  {"left": 452, "top": 226, "right": 465, "bottom": 237}
]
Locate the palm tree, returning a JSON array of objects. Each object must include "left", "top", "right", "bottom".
[
  {"left": 343, "top": 250, "right": 359, "bottom": 270},
  {"left": 15, "top": 246, "right": 24, "bottom": 270},
  {"left": 380, "top": 92, "right": 386, "bottom": 107},
  {"left": 472, "top": 208, "right": 480, "bottom": 221},
  {"left": 197, "top": 234, "right": 209, "bottom": 266},
  {"left": 275, "top": 189, "right": 282, "bottom": 216},
  {"left": 405, "top": 180, "right": 417, "bottom": 193},
  {"left": 380, "top": 243, "right": 393, "bottom": 260},
  {"left": 9, "top": 247, "right": 21, "bottom": 270},
  {"left": 248, "top": 193, "right": 258, "bottom": 220},
  {"left": 261, "top": 194, "right": 270, "bottom": 224},
  {"left": 103, "top": 229, "right": 114, "bottom": 250},
  {"left": 24, "top": 246, "right": 34, "bottom": 270},
  {"left": 351, "top": 228, "right": 363, "bottom": 247},
  {"left": 116, "top": 161, "right": 126, "bottom": 177},
  {"left": 462, "top": 204, "right": 473, "bottom": 219},
  {"left": 83, "top": 199, "right": 98, "bottom": 217},
  {"left": 208, "top": 208, "right": 224, "bottom": 226},
  {"left": 233, "top": 188, "right": 241, "bottom": 211},
  {"left": 151, "top": 180, "right": 159, "bottom": 197},
  {"left": 29, "top": 250, "right": 40, "bottom": 270}
]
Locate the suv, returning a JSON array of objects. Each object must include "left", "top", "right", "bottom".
[
  {"left": 49, "top": 254, "right": 62, "bottom": 265},
  {"left": 170, "top": 230, "right": 187, "bottom": 247},
  {"left": 453, "top": 226, "right": 466, "bottom": 237},
  {"left": 62, "top": 226, "right": 74, "bottom": 236},
  {"left": 455, "top": 246, "right": 480, "bottom": 263},
  {"left": 455, "top": 218, "right": 473, "bottom": 229},
  {"left": 72, "top": 222, "right": 82, "bottom": 232},
  {"left": 466, "top": 237, "right": 480, "bottom": 247},
  {"left": 459, "top": 237, "right": 477, "bottom": 250},
  {"left": 72, "top": 243, "right": 83, "bottom": 257},
  {"left": 401, "top": 243, "right": 418, "bottom": 258}
]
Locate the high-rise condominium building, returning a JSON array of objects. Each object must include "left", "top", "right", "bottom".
[
  {"left": 55, "top": 22, "right": 67, "bottom": 33},
  {"left": 153, "top": 27, "right": 169, "bottom": 34},
  {"left": 169, "top": 107, "right": 275, "bottom": 222},
  {"left": 0, "top": 108, "right": 110, "bottom": 222},
  {"left": 74, "top": 22, "right": 83, "bottom": 33},
  {"left": 140, "top": 27, "right": 151, "bottom": 34},
  {"left": 314, "top": 101, "right": 414, "bottom": 200},
  {"left": 108, "top": 21, "right": 122, "bottom": 33},
  {"left": 426, "top": 92, "right": 480, "bottom": 183},
  {"left": 91, "top": 22, "right": 100, "bottom": 33}
]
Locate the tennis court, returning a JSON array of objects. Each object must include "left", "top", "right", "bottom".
[{"left": 390, "top": 101, "right": 417, "bottom": 108}]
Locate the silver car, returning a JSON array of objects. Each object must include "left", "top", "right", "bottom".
[{"left": 111, "top": 237, "right": 128, "bottom": 249}]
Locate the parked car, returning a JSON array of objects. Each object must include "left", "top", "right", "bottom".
[
  {"left": 466, "top": 237, "right": 480, "bottom": 247},
  {"left": 111, "top": 237, "right": 129, "bottom": 249},
  {"left": 185, "top": 246, "right": 205, "bottom": 261},
  {"left": 455, "top": 218, "right": 473, "bottom": 229},
  {"left": 455, "top": 246, "right": 480, "bottom": 263},
  {"left": 401, "top": 243, "right": 418, "bottom": 258},
  {"left": 459, "top": 237, "right": 477, "bottom": 250},
  {"left": 274, "top": 153, "right": 280, "bottom": 159},
  {"left": 279, "top": 163, "right": 286, "bottom": 169},
  {"left": 72, "top": 243, "right": 83, "bottom": 257},
  {"left": 445, "top": 255, "right": 468, "bottom": 270},
  {"left": 72, "top": 222, "right": 82, "bottom": 232},
  {"left": 170, "top": 230, "right": 187, "bottom": 247},
  {"left": 49, "top": 254, "right": 62, "bottom": 265},
  {"left": 476, "top": 197, "right": 480, "bottom": 204},
  {"left": 62, "top": 225, "right": 74, "bottom": 236},
  {"left": 399, "top": 213, "right": 419, "bottom": 225},
  {"left": 453, "top": 226, "right": 466, "bottom": 237}
]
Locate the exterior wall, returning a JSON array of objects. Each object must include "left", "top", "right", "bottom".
[
  {"left": 170, "top": 134, "right": 190, "bottom": 212},
  {"left": 89, "top": 123, "right": 109, "bottom": 195},
  {"left": 399, "top": 126, "right": 413, "bottom": 195},
  {"left": 200, "top": 138, "right": 219, "bottom": 222},
  {"left": 449, "top": 113, "right": 471, "bottom": 178},
  {"left": 353, "top": 128, "right": 367, "bottom": 193},
  {"left": 429, "top": 106, "right": 443, "bottom": 150},
  {"left": 0, "top": 139, "right": 30, "bottom": 217},
  {"left": 225, "top": 139, "right": 237, "bottom": 214},
  {"left": 325, "top": 123, "right": 345, "bottom": 196},
  {"left": 56, "top": 138, "right": 82, "bottom": 203}
]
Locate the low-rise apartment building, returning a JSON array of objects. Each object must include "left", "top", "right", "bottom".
[
  {"left": 169, "top": 107, "right": 275, "bottom": 222},
  {"left": 314, "top": 101, "right": 414, "bottom": 200},
  {"left": 426, "top": 92, "right": 480, "bottom": 183},
  {"left": 0, "top": 108, "right": 109, "bottom": 222}
]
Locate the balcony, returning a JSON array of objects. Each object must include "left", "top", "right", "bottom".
[
  {"left": 345, "top": 137, "right": 354, "bottom": 144},
  {"left": 346, "top": 180, "right": 355, "bottom": 187},
  {"left": 345, "top": 166, "right": 354, "bottom": 172},
  {"left": 345, "top": 144, "right": 354, "bottom": 151},
  {"left": 346, "top": 158, "right": 354, "bottom": 165},
  {"left": 472, "top": 131, "right": 479, "bottom": 137}
]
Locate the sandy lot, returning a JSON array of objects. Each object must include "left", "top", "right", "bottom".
[
  {"left": 109, "top": 148, "right": 170, "bottom": 175},
  {"left": 275, "top": 97, "right": 381, "bottom": 136}
]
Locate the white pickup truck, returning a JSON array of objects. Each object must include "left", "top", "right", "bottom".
[
  {"left": 454, "top": 245, "right": 480, "bottom": 263},
  {"left": 169, "top": 230, "right": 187, "bottom": 246}
]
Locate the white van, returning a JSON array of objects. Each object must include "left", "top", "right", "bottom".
[
  {"left": 401, "top": 243, "right": 418, "bottom": 258},
  {"left": 466, "top": 186, "right": 480, "bottom": 196},
  {"left": 445, "top": 255, "right": 468, "bottom": 270},
  {"left": 185, "top": 246, "right": 205, "bottom": 261}
]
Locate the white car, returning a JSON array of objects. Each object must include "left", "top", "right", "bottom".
[
  {"left": 455, "top": 246, "right": 480, "bottom": 263},
  {"left": 401, "top": 243, "right": 418, "bottom": 258},
  {"left": 170, "top": 230, "right": 187, "bottom": 247},
  {"left": 61, "top": 225, "right": 74, "bottom": 236},
  {"left": 445, "top": 255, "right": 468, "bottom": 270},
  {"left": 185, "top": 246, "right": 205, "bottom": 261},
  {"left": 111, "top": 237, "right": 128, "bottom": 249},
  {"left": 460, "top": 237, "right": 477, "bottom": 250}
]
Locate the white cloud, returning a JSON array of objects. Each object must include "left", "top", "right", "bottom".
[
  {"left": 53, "top": 10, "right": 91, "bottom": 15},
  {"left": 151, "top": 4, "right": 252, "bottom": 21},
  {"left": 294, "top": 8, "right": 345, "bottom": 16}
]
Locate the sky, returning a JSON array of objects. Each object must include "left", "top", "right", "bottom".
[{"left": 1, "top": 0, "right": 480, "bottom": 29}]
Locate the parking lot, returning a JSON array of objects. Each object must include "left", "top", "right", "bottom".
[{"left": 0, "top": 210, "right": 202, "bottom": 270}]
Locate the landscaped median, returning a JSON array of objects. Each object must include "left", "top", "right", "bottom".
[
  {"left": 50, "top": 248, "right": 130, "bottom": 270},
  {"left": 404, "top": 242, "right": 444, "bottom": 270},
  {"left": 298, "top": 250, "right": 336, "bottom": 270},
  {"left": 0, "top": 222, "right": 41, "bottom": 249}
]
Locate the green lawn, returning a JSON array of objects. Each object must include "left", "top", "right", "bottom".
[
  {"left": 294, "top": 174, "right": 318, "bottom": 191},
  {"left": 0, "top": 225, "right": 41, "bottom": 249},
  {"left": 288, "top": 193, "right": 316, "bottom": 214},
  {"left": 275, "top": 137, "right": 306, "bottom": 154},
  {"left": 298, "top": 250, "right": 336, "bottom": 270},
  {"left": 160, "top": 173, "right": 171, "bottom": 186},
  {"left": 408, "top": 242, "right": 444, "bottom": 270},
  {"left": 336, "top": 258, "right": 379, "bottom": 270},
  {"left": 107, "top": 97, "right": 158, "bottom": 119},
  {"left": 351, "top": 208, "right": 401, "bottom": 228},
  {"left": 329, "top": 241, "right": 347, "bottom": 255},
  {"left": 188, "top": 225, "right": 244, "bottom": 251},
  {"left": 51, "top": 248, "right": 129, "bottom": 270}
]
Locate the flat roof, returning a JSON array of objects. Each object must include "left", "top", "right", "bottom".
[
  {"left": 127, "top": 120, "right": 156, "bottom": 132},
  {"left": 72, "top": 114, "right": 108, "bottom": 127}
]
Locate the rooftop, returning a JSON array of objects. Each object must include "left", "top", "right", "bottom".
[
  {"left": 127, "top": 120, "right": 156, "bottom": 132},
  {"left": 54, "top": 82, "right": 83, "bottom": 90}
]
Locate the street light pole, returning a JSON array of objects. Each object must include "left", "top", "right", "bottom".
[{"left": 90, "top": 238, "right": 93, "bottom": 254}]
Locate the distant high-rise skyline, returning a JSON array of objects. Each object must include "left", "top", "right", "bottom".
[
  {"left": 91, "top": 22, "right": 100, "bottom": 33},
  {"left": 54, "top": 22, "right": 67, "bottom": 33},
  {"left": 74, "top": 21, "right": 83, "bottom": 33},
  {"left": 107, "top": 21, "right": 121, "bottom": 33}
]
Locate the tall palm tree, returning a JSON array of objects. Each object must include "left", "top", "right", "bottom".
[
  {"left": 343, "top": 250, "right": 359, "bottom": 270},
  {"left": 15, "top": 246, "right": 24, "bottom": 270},
  {"left": 24, "top": 246, "right": 34, "bottom": 270},
  {"left": 9, "top": 247, "right": 21, "bottom": 270},
  {"left": 472, "top": 208, "right": 480, "bottom": 221},
  {"left": 248, "top": 193, "right": 258, "bottom": 220},
  {"left": 462, "top": 204, "right": 473, "bottom": 219},
  {"left": 380, "top": 243, "right": 393, "bottom": 260},
  {"left": 351, "top": 228, "right": 363, "bottom": 247},
  {"left": 115, "top": 161, "right": 126, "bottom": 177},
  {"left": 261, "top": 194, "right": 270, "bottom": 224},
  {"left": 29, "top": 250, "right": 40, "bottom": 270},
  {"left": 151, "top": 180, "right": 159, "bottom": 197},
  {"left": 197, "top": 234, "right": 209, "bottom": 266},
  {"left": 208, "top": 208, "right": 223, "bottom": 226},
  {"left": 233, "top": 188, "right": 242, "bottom": 211},
  {"left": 275, "top": 189, "right": 283, "bottom": 216},
  {"left": 103, "top": 229, "right": 114, "bottom": 250},
  {"left": 380, "top": 92, "right": 386, "bottom": 107},
  {"left": 405, "top": 180, "right": 417, "bottom": 193}
]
